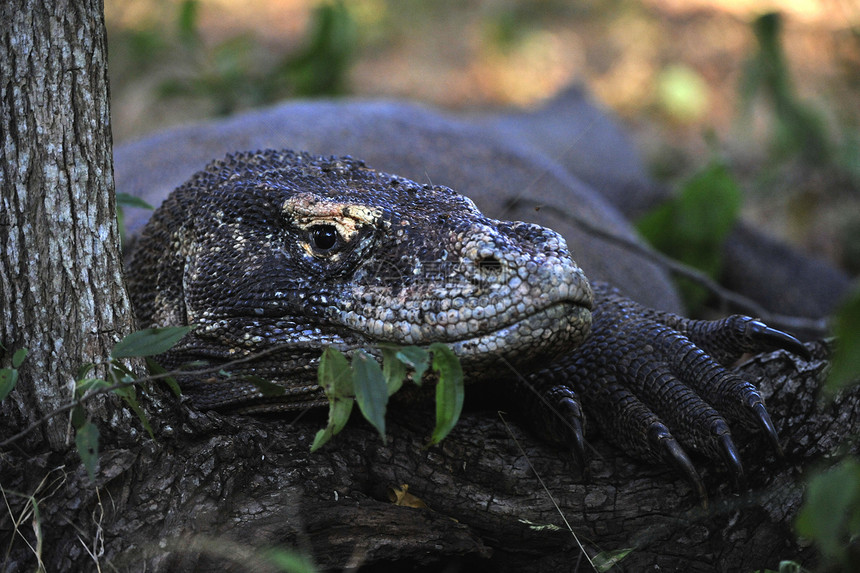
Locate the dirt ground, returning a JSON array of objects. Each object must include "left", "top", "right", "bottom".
[{"left": 105, "top": 0, "right": 860, "bottom": 271}]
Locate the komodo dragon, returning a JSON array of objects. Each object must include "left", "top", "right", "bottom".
[
  {"left": 126, "top": 151, "right": 809, "bottom": 497},
  {"left": 116, "top": 90, "right": 852, "bottom": 570}
]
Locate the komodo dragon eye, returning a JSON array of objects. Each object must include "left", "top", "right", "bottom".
[{"left": 309, "top": 224, "right": 340, "bottom": 252}]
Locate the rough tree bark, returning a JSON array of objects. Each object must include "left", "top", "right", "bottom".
[
  {"left": 0, "top": 3, "right": 855, "bottom": 573},
  {"left": 0, "top": 0, "right": 135, "bottom": 450}
]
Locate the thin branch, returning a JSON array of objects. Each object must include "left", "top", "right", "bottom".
[{"left": 0, "top": 342, "right": 302, "bottom": 449}]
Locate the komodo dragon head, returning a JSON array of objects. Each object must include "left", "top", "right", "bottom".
[{"left": 126, "top": 149, "right": 593, "bottom": 411}]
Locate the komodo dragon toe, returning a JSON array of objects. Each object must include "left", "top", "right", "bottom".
[{"left": 126, "top": 149, "right": 809, "bottom": 503}]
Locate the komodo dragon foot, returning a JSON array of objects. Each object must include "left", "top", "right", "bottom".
[{"left": 520, "top": 282, "right": 810, "bottom": 501}]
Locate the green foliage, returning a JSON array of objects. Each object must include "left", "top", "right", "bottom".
[
  {"left": 740, "top": 12, "right": 831, "bottom": 165},
  {"left": 657, "top": 64, "right": 709, "bottom": 124},
  {"left": 428, "top": 342, "right": 464, "bottom": 446},
  {"left": 352, "top": 349, "right": 388, "bottom": 440},
  {"left": 312, "top": 344, "right": 465, "bottom": 452},
  {"left": 263, "top": 548, "right": 319, "bottom": 573},
  {"left": 75, "top": 421, "right": 100, "bottom": 482},
  {"left": 115, "top": 192, "right": 154, "bottom": 247},
  {"left": 69, "top": 326, "right": 193, "bottom": 483},
  {"left": 312, "top": 347, "right": 355, "bottom": 452},
  {"left": 796, "top": 458, "right": 860, "bottom": 570},
  {"left": 111, "top": 326, "right": 195, "bottom": 359},
  {"left": 157, "top": 0, "right": 357, "bottom": 115},
  {"left": 593, "top": 547, "right": 633, "bottom": 572},
  {"left": 824, "top": 286, "right": 860, "bottom": 398},
  {"left": 0, "top": 346, "right": 27, "bottom": 401},
  {"left": 636, "top": 159, "right": 742, "bottom": 311}
]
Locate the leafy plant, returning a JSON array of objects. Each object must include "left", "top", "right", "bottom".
[
  {"left": 0, "top": 345, "right": 27, "bottom": 402},
  {"left": 159, "top": 0, "right": 357, "bottom": 115},
  {"left": 796, "top": 458, "right": 860, "bottom": 570},
  {"left": 823, "top": 287, "right": 860, "bottom": 399},
  {"left": 312, "top": 343, "right": 464, "bottom": 452},
  {"left": 116, "top": 192, "right": 154, "bottom": 247},
  {"left": 636, "top": 158, "right": 742, "bottom": 312},
  {"left": 740, "top": 12, "right": 831, "bottom": 165},
  {"left": 71, "top": 326, "right": 194, "bottom": 482},
  {"left": 792, "top": 285, "right": 860, "bottom": 572}
]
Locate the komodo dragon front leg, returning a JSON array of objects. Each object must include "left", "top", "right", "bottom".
[{"left": 126, "top": 149, "right": 809, "bottom": 499}]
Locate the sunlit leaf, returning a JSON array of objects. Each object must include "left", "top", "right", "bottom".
[
  {"left": 76, "top": 421, "right": 100, "bottom": 483},
  {"left": 427, "top": 343, "right": 464, "bottom": 446},
  {"left": 111, "top": 326, "right": 194, "bottom": 359},
  {"left": 352, "top": 350, "right": 387, "bottom": 441}
]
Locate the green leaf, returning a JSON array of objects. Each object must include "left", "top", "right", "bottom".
[
  {"left": 177, "top": 0, "right": 200, "bottom": 48},
  {"left": 71, "top": 404, "right": 87, "bottom": 429},
  {"left": 351, "top": 350, "right": 388, "bottom": 441},
  {"left": 593, "top": 547, "right": 634, "bottom": 572},
  {"left": 145, "top": 358, "right": 182, "bottom": 397},
  {"left": 427, "top": 343, "right": 464, "bottom": 446},
  {"left": 311, "top": 347, "right": 355, "bottom": 452},
  {"left": 637, "top": 159, "right": 741, "bottom": 310},
  {"left": 777, "top": 561, "right": 807, "bottom": 573},
  {"left": 796, "top": 457, "right": 860, "bottom": 562},
  {"left": 243, "top": 375, "right": 287, "bottom": 398},
  {"left": 111, "top": 326, "right": 194, "bottom": 359},
  {"left": 76, "top": 362, "right": 95, "bottom": 379},
  {"left": 263, "top": 548, "right": 319, "bottom": 573},
  {"left": 76, "top": 421, "right": 100, "bottom": 483},
  {"left": 824, "top": 287, "right": 860, "bottom": 398},
  {"left": 113, "top": 384, "right": 155, "bottom": 439},
  {"left": 115, "top": 192, "right": 154, "bottom": 210},
  {"left": 381, "top": 346, "right": 407, "bottom": 395},
  {"left": 318, "top": 347, "right": 353, "bottom": 398},
  {"left": 11, "top": 348, "right": 28, "bottom": 368},
  {"left": 0, "top": 368, "right": 18, "bottom": 402},
  {"left": 75, "top": 378, "right": 111, "bottom": 396},
  {"left": 395, "top": 346, "right": 430, "bottom": 385}
]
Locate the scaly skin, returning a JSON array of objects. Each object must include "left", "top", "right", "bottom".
[{"left": 126, "top": 149, "right": 808, "bottom": 497}]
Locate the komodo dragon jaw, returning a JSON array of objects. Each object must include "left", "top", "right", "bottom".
[{"left": 126, "top": 149, "right": 809, "bottom": 501}]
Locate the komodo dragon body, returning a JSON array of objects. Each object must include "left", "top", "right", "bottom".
[{"left": 126, "top": 148, "right": 809, "bottom": 497}]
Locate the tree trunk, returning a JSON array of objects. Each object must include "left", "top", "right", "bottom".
[
  {"left": 0, "top": 0, "right": 134, "bottom": 449},
  {"left": 2, "top": 341, "right": 850, "bottom": 572}
]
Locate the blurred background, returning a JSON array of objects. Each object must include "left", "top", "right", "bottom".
[{"left": 104, "top": 0, "right": 860, "bottom": 277}]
